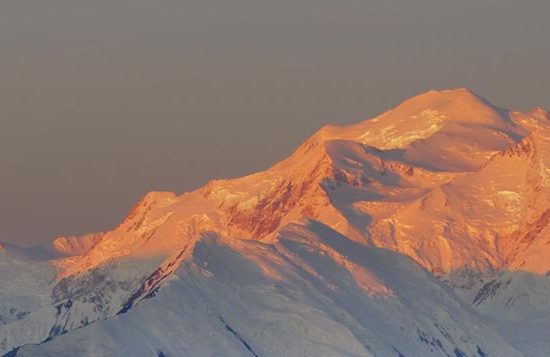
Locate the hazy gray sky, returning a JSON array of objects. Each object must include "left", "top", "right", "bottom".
[{"left": 1, "top": 0, "right": 549, "bottom": 245}]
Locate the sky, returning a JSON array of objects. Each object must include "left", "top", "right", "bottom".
[{"left": 1, "top": 0, "right": 549, "bottom": 245}]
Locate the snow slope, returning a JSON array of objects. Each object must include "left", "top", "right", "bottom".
[{"left": 15, "top": 224, "right": 520, "bottom": 357}]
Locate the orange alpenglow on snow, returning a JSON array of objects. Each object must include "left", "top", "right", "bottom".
[
  {"left": 53, "top": 88, "right": 550, "bottom": 279},
  {"left": 6, "top": 88, "right": 550, "bottom": 357}
]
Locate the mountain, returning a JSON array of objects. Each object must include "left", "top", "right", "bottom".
[{"left": 2, "top": 88, "right": 550, "bottom": 356}]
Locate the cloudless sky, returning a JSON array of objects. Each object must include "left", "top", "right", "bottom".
[{"left": 1, "top": 0, "right": 549, "bottom": 245}]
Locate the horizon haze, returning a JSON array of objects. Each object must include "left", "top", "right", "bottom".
[{"left": 1, "top": 0, "right": 550, "bottom": 245}]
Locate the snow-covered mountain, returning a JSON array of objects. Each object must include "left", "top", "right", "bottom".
[{"left": 2, "top": 88, "right": 550, "bottom": 356}]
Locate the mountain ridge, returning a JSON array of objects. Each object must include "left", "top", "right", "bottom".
[
  {"left": 12, "top": 87, "right": 550, "bottom": 279},
  {"left": 3, "top": 88, "right": 550, "bottom": 356}
]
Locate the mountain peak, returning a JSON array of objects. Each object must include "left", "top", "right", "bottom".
[
  {"left": 302, "top": 88, "right": 507, "bottom": 151},
  {"left": 414, "top": 87, "right": 481, "bottom": 101},
  {"left": 384, "top": 87, "right": 502, "bottom": 123},
  {"left": 322, "top": 89, "right": 521, "bottom": 172}
]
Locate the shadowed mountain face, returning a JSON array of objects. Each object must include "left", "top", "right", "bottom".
[{"left": 2, "top": 89, "right": 550, "bottom": 356}]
